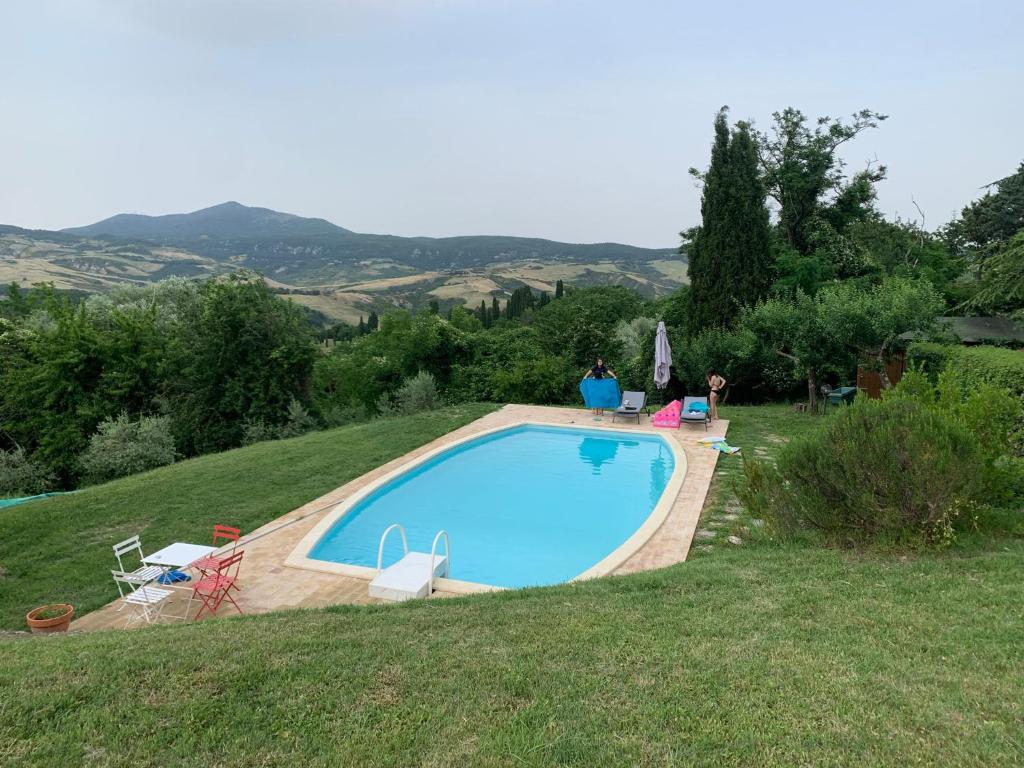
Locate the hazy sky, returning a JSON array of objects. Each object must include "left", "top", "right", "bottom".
[{"left": 2, "top": 1, "right": 1021, "bottom": 248}]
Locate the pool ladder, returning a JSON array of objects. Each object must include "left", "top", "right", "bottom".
[{"left": 367, "top": 524, "right": 450, "bottom": 602}]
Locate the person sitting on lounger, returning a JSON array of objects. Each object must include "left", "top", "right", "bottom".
[
  {"left": 706, "top": 369, "right": 726, "bottom": 421},
  {"left": 583, "top": 357, "right": 616, "bottom": 414}
]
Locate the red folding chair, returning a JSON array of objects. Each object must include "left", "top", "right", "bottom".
[
  {"left": 190, "top": 551, "right": 244, "bottom": 620},
  {"left": 191, "top": 525, "right": 242, "bottom": 580}
]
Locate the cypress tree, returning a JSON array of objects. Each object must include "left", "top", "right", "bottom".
[
  {"left": 728, "top": 122, "right": 773, "bottom": 308},
  {"left": 357, "top": 315, "right": 366, "bottom": 335},
  {"left": 367, "top": 310, "right": 379, "bottom": 331},
  {"left": 554, "top": 280, "right": 564, "bottom": 299},
  {"left": 687, "top": 108, "right": 772, "bottom": 332},
  {"left": 428, "top": 299, "right": 440, "bottom": 315}
]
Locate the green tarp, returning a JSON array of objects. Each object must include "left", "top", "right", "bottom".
[{"left": 0, "top": 492, "right": 69, "bottom": 509}]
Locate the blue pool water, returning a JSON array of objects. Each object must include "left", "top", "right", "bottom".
[{"left": 309, "top": 425, "right": 675, "bottom": 588}]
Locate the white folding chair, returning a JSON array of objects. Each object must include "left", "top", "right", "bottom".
[
  {"left": 111, "top": 570, "right": 174, "bottom": 627},
  {"left": 112, "top": 536, "right": 164, "bottom": 607}
]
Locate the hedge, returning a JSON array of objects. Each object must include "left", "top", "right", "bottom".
[{"left": 908, "top": 343, "right": 1024, "bottom": 397}]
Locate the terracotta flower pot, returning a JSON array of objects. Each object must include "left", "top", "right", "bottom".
[{"left": 26, "top": 603, "right": 74, "bottom": 634}]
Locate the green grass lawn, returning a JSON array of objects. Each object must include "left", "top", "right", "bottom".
[
  {"left": 691, "top": 403, "right": 812, "bottom": 554},
  {"left": 0, "top": 403, "right": 497, "bottom": 630},
  {"left": 1, "top": 403, "right": 1022, "bottom": 766}
]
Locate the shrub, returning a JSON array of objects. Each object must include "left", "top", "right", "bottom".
[
  {"left": 943, "top": 346, "right": 1024, "bottom": 398},
  {"left": 741, "top": 398, "right": 991, "bottom": 547},
  {"left": 376, "top": 372, "right": 444, "bottom": 418},
  {"left": 79, "top": 413, "right": 177, "bottom": 485},
  {"left": 240, "top": 418, "right": 279, "bottom": 446},
  {"left": 906, "top": 342, "right": 952, "bottom": 380},
  {"left": 278, "top": 398, "right": 318, "bottom": 439},
  {"left": 489, "top": 356, "right": 577, "bottom": 405},
  {"left": 395, "top": 371, "right": 441, "bottom": 413},
  {"left": 614, "top": 317, "right": 657, "bottom": 362},
  {"left": 321, "top": 404, "right": 371, "bottom": 428},
  {"left": 0, "top": 447, "right": 55, "bottom": 496}
]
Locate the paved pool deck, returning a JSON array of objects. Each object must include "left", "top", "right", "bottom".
[{"left": 72, "top": 405, "right": 728, "bottom": 632}]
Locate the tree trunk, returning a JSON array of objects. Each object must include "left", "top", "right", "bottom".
[
  {"left": 807, "top": 369, "right": 818, "bottom": 414},
  {"left": 876, "top": 343, "right": 892, "bottom": 390}
]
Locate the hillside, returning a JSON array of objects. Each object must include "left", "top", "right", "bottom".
[
  {"left": 1, "top": 203, "right": 685, "bottom": 323},
  {"left": 1, "top": 405, "right": 1021, "bottom": 766}
]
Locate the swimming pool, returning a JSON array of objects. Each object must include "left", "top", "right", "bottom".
[{"left": 291, "top": 424, "right": 682, "bottom": 589}]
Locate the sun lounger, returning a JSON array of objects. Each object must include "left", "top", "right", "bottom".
[
  {"left": 612, "top": 391, "right": 648, "bottom": 424},
  {"left": 681, "top": 397, "right": 710, "bottom": 431}
]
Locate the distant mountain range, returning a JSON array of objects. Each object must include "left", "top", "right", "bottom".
[
  {"left": 2, "top": 201, "right": 685, "bottom": 324},
  {"left": 62, "top": 201, "right": 676, "bottom": 277}
]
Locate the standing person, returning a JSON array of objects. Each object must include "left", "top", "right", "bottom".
[
  {"left": 706, "top": 369, "right": 726, "bottom": 421},
  {"left": 583, "top": 357, "right": 617, "bottom": 415}
]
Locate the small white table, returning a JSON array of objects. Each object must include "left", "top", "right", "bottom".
[
  {"left": 141, "top": 542, "right": 217, "bottom": 622},
  {"left": 143, "top": 542, "right": 216, "bottom": 570}
]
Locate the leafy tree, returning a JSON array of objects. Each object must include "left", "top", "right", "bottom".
[
  {"left": 741, "top": 290, "right": 848, "bottom": 412},
  {"left": 489, "top": 356, "right": 577, "bottom": 404},
  {"left": 533, "top": 286, "right": 643, "bottom": 367},
  {"left": 752, "top": 107, "right": 888, "bottom": 257},
  {"left": 948, "top": 162, "right": 1024, "bottom": 275},
  {"left": 964, "top": 231, "right": 1024, "bottom": 318},
  {"left": 742, "top": 277, "right": 941, "bottom": 411},
  {"left": 686, "top": 109, "right": 773, "bottom": 331},
  {"left": 428, "top": 299, "right": 440, "bottom": 315},
  {"left": 169, "top": 273, "right": 316, "bottom": 454},
  {"left": 448, "top": 305, "right": 482, "bottom": 333},
  {"left": 772, "top": 248, "right": 836, "bottom": 296},
  {"left": 846, "top": 217, "right": 961, "bottom": 293}
]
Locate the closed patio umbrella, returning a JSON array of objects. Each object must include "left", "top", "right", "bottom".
[{"left": 654, "top": 321, "right": 672, "bottom": 390}]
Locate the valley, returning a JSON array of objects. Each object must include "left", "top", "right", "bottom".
[{"left": 0, "top": 203, "right": 686, "bottom": 324}]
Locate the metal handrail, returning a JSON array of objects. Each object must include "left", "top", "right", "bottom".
[
  {"left": 428, "top": 529, "right": 450, "bottom": 595},
  {"left": 376, "top": 523, "right": 409, "bottom": 573}
]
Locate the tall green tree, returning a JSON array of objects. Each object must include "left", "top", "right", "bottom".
[
  {"left": 948, "top": 162, "right": 1024, "bottom": 277},
  {"left": 752, "top": 108, "right": 888, "bottom": 258},
  {"left": 686, "top": 108, "right": 773, "bottom": 332},
  {"left": 964, "top": 231, "right": 1024, "bottom": 318}
]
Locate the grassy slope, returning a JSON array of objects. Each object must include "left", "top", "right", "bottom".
[
  {"left": 0, "top": 404, "right": 497, "bottom": 630},
  {"left": 1, "top": 405, "right": 1022, "bottom": 766}
]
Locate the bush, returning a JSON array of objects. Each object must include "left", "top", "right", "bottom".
[
  {"left": 489, "top": 356, "right": 577, "bottom": 405},
  {"left": 741, "top": 398, "right": 991, "bottom": 547},
  {"left": 0, "top": 447, "right": 55, "bottom": 496},
  {"left": 377, "top": 372, "right": 444, "bottom": 417},
  {"left": 944, "top": 346, "right": 1024, "bottom": 398},
  {"left": 396, "top": 371, "right": 442, "bottom": 413},
  {"left": 240, "top": 418, "right": 279, "bottom": 446},
  {"left": 906, "top": 342, "right": 952, "bottom": 380},
  {"left": 79, "top": 414, "right": 177, "bottom": 485},
  {"left": 320, "top": 404, "right": 370, "bottom": 428},
  {"left": 278, "top": 398, "right": 318, "bottom": 439},
  {"left": 614, "top": 317, "right": 657, "bottom": 362}
]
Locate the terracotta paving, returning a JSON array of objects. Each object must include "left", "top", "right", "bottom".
[{"left": 71, "top": 405, "right": 727, "bottom": 632}]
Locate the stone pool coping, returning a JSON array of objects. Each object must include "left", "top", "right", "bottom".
[
  {"left": 70, "top": 405, "right": 728, "bottom": 632},
  {"left": 282, "top": 420, "right": 688, "bottom": 592}
]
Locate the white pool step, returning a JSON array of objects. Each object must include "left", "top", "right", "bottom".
[
  {"left": 369, "top": 552, "right": 449, "bottom": 601},
  {"left": 370, "top": 525, "right": 451, "bottom": 602}
]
